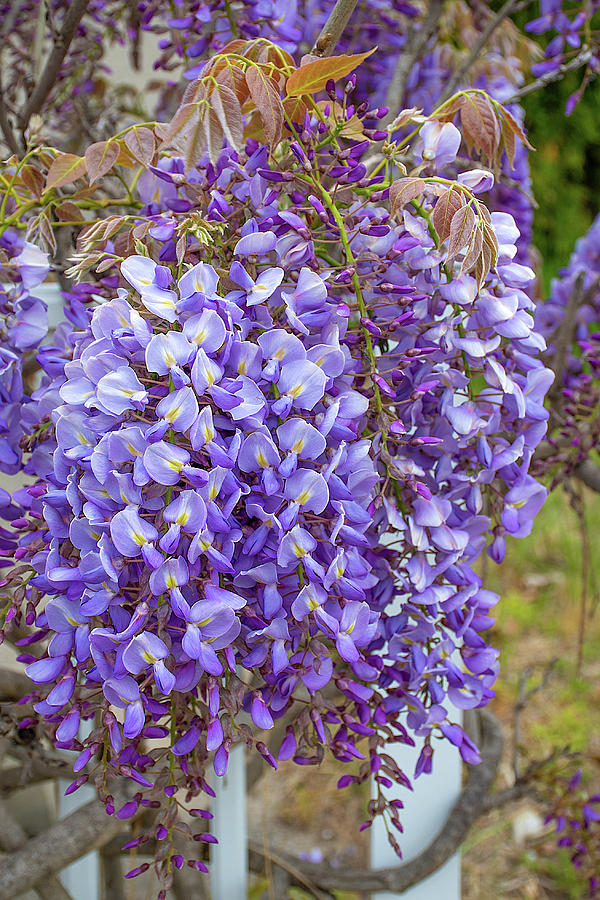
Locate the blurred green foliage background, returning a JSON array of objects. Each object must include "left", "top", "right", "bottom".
[{"left": 524, "top": 74, "right": 600, "bottom": 294}]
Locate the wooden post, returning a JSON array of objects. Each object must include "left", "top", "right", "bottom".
[{"left": 210, "top": 743, "right": 248, "bottom": 899}]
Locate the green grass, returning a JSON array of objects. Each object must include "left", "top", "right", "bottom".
[{"left": 524, "top": 848, "right": 590, "bottom": 899}]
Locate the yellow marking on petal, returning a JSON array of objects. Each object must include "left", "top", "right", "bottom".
[
  {"left": 291, "top": 439, "right": 304, "bottom": 452},
  {"left": 176, "top": 512, "right": 189, "bottom": 524},
  {"left": 66, "top": 614, "right": 80, "bottom": 626},
  {"left": 167, "top": 575, "right": 177, "bottom": 589},
  {"left": 238, "top": 360, "right": 247, "bottom": 374},
  {"left": 204, "top": 426, "right": 214, "bottom": 443},
  {"left": 169, "top": 460, "right": 183, "bottom": 471},
  {"left": 296, "top": 490, "right": 310, "bottom": 505},
  {"left": 293, "top": 542, "right": 307, "bottom": 558},
  {"left": 133, "top": 531, "right": 146, "bottom": 546},
  {"left": 77, "top": 432, "right": 91, "bottom": 446},
  {"left": 195, "top": 330, "right": 207, "bottom": 344},
  {"left": 256, "top": 451, "right": 268, "bottom": 468},
  {"left": 143, "top": 650, "right": 155, "bottom": 663},
  {"left": 308, "top": 597, "right": 320, "bottom": 610},
  {"left": 274, "top": 348, "right": 285, "bottom": 360},
  {"left": 289, "top": 384, "right": 303, "bottom": 398},
  {"left": 127, "top": 442, "right": 141, "bottom": 456},
  {"left": 165, "top": 352, "right": 175, "bottom": 366}
]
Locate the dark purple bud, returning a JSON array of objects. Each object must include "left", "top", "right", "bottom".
[
  {"left": 364, "top": 129, "right": 388, "bottom": 141},
  {"left": 64, "top": 775, "right": 88, "bottom": 796},
  {"left": 193, "top": 832, "right": 218, "bottom": 843},
  {"left": 337, "top": 774, "right": 355, "bottom": 788},
  {"left": 187, "top": 860, "right": 209, "bottom": 872},
  {"left": 256, "top": 740, "right": 278, "bottom": 769},
  {"left": 125, "top": 864, "right": 150, "bottom": 879},
  {"left": 409, "top": 436, "right": 444, "bottom": 446},
  {"left": 360, "top": 317, "right": 382, "bottom": 338},
  {"left": 122, "top": 836, "right": 145, "bottom": 850},
  {"left": 258, "top": 169, "right": 294, "bottom": 183},
  {"left": 333, "top": 267, "right": 354, "bottom": 284}
]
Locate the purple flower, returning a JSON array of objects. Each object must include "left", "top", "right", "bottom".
[{"left": 123, "top": 631, "right": 175, "bottom": 695}]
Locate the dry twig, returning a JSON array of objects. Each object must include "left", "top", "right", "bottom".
[
  {"left": 382, "top": 0, "right": 443, "bottom": 128},
  {"left": 440, "top": 0, "right": 521, "bottom": 103},
  {"left": 19, "top": 0, "right": 91, "bottom": 137}
]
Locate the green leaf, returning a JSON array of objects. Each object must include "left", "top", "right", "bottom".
[
  {"left": 285, "top": 48, "right": 376, "bottom": 98},
  {"left": 44, "top": 153, "right": 87, "bottom": 193}
]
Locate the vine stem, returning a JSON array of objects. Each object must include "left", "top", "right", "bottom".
[
  {"left": 310, "top": 0, "right": 360, "bottom": 58},
  {"left": 303, "top": 176, "right": 384, "bottom": 418}
]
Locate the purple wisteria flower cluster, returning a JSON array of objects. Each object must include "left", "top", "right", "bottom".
[
  {"left": 0, "top": 230, "right": 49, "bottom": 474},
  {"left": 0, "top": 52, "right": 555, "bottom": 882},
  {"left": 545, "top": 769, "right": 600, "bottom": 897},
  {"left": 1, "top": 0, "right": 590, "bottom": 885},
  {"left": 526, "top": 0, "right": 600, "bottom": 113},
  {"left": 535, "top": 213, "right": 600, "bottom": 486}
]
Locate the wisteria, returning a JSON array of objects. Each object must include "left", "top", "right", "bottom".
[
  {"left": 545, "top": 769, "right": 600, "bottom": 892},
  {"left": 526, "top": 0, "right": 600, "bottom": 113},
  {"left": 0, "top": 231, "right": 49, "bottom": 473},
  {"left": 0, "top": 1, "right": 596, "bottom": 895},
  {"left": 0, "top": 36, "right": 559, "bottom": 887},
  {"left": 535, "top": 212, "right": 600, "bottom": 487}
]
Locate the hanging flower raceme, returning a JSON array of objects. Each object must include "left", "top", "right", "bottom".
[
  {"left": 0, "top": 230, "right": 49, "bottom": 474},
  {"left": 535, "top": 212, "right": 600, "bottom": 487},
  {"left": 0, "top": 32, "right": 556, "bottom": 891}
]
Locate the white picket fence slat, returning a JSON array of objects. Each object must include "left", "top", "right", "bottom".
[
  {"left": 370, "top": 717, "right": 462, "bottom": 899},
  {"left": 211, "top": 743, "right": 248, "bottom": 899}
]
